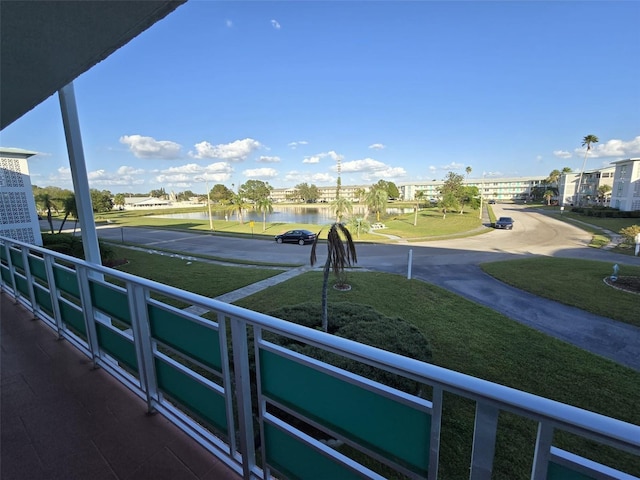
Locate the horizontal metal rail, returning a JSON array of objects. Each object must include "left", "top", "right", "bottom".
[{"left": 2, "top": 235, "right": 639, "bottom": 480}]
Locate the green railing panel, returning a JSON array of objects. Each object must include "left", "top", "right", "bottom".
[
  {"left": 28, "top": 256, "right": 47, "bottom": 282},
  {"left": 59, "top": 300, "right": 86, "bottom": 335},
  {"left": 264, "top": 422, "right": 364, "bottom": 480},
  {"left": 154, "top": 357, "right": 228, "bottom": 435},
  {"left": 15, "top": 275, "right": 29, "bottom": 296},
  {"left": 89, "top": 281, "right": 131, "bottom": 325},
  {"left": 0, "top": 247, "right": 6, "bottom": 261},
  {"left": 34, "top": 284, "right": 53, "bottom": 316},
  {"left": 547, "top": 462, "right": 594, "bottom": 480},
  {"left": 260, "top": 349, "right": 431, "bottom": 476},
  {"left": 95, "top": 323, "right": 138, "bottom": 373},
  {"left": 1, "top": 265, "right": 11, "bottom": 284},
  {"left": 9, "top": 249, "right": 24, "bottom": 269},
  {"left": 148, "top": 304, "right": 222, "bottom": 371},
  {"left": 53, "top": 265, "right": 80, "bottom": 298}
]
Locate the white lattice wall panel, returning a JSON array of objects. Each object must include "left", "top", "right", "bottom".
[{"left": 0, "top": 153, "right": 42, "bottom": 246}]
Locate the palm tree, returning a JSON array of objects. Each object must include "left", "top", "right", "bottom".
[
  {"left": 58, "top": 194, "right": 78, "bottom": 233},
  {"left": 310, "top": 223, "right": 357, "bottom": 332},
  {"left": 577, "top": 134, "right": 599, "bottom": 206},
  {"left": 414, "top": 190, "right": 425, "bottom": 226},
  {"left": 543, "top": 190, "right": 555, "bottom": 206},
  {"left": 255, "top": 197, "right": 273, "bottom": 232},
  {"left": 113, "top": 193, "right": 126, "bottom": 210},
  {"left": 460, "top": 166, "right": 472, "bottom": 214},
  {"left": 228, "top": 194, "right": 248, "bottom": 224},
  {"left": 353, "top": 188, "right": 366, "bottom": 203},
  {"left": 365, "top": 188, "right": 387, "bottom": 222},
  {"left": 331, "top": 196, "right": 352, "bottom": 223},
  {"left": 597, "top": 184, "right": 612, "bottom": 204},
  {"left": 347, "top": 216, "right": 370, "bottom": 239},
  {"left": 36, "top": 193, "right": 58, "bottom": 234}
]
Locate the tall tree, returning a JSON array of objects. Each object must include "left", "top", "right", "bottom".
[
  {"left": 460, "top": 166, "right": 473, "bottom": 214},
  {"left": 438, "top": 172, "right": 464, "bottom": 219},
  {"left": 413, "top": 190, "right": 425, "bottom": 226},
  {"left": 255, "top": 197, "right": 274, "bottom": 231},
  {"left": 310, "top": 223, "right": 357, "bottom": 332},
  {"left": 228, "top": 194, "right": 248, "bottom": 224},
  {"left": 543, "top": 189, "right": 555, "bottom": 206},
  {"left": 331, "top": 196, "right": 353, "bottom": 223},
  {"left": 294, "top": 183, "right": 320, "bottom": 203},
  {"left": 210, "top": 184, "right": 234, "bottom": 203},
  {"left": 577, "top": 134, "right": 599, "bottom": 206},
  {"left": 113, "top": 193, "right": 126, "bottom": 210},
  {"left": 597, "top": 184, "right": 612, "bottom": 204},
  {"left": 58, "top": 194, "right": 78, "bottom": 233},
  {"left": 90, "top": 189, "right": 114, "bottom": 213},
  {"left": 239, "top": 180, "right": 273, "bottom": 203},
  {"left": 374, "top": 179, "right": 399, "bottom": 200},
  {"left": 35, "top": 193, "right": 58, "bottom": 234},
  {"left": 365, "top": 187, "right": 388, "bottom": 222}
]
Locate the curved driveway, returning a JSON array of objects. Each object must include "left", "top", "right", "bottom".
[{"left": 95, "top": 205, "right": 640, "bottom": 370}]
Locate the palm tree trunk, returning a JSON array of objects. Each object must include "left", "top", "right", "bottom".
[
  {"left": 413, "top": 205, "right": 418, "bottom": 226},
  {"left": 321, "top": 257, "right": 330, "bottom": 332},
  {"left": 46, "top": 209, "right": 54, "bottom": 234},
  {"left": 58, "top": 212, "right": 70, "bottom": 234},
  {"left": 263, "top": 211, "right": 266, "bottom": 232}
]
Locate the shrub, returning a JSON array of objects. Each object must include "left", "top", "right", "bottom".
[
  {"left": 42, "top": 233, "right": 115, "bottom": 263},
  {"left": 619, "top": 225, "right": 640, "bottom": 245},
  {"left": 267, "top": 302, "right": 432, "bottom": 394}
]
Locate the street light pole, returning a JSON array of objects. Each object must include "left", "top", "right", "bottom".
[
  {"left": 205, "top": 179, "right": 214, "bottom": 232},
  {"left": 478, "top": 173, "right": 485, "bottom": 220}
]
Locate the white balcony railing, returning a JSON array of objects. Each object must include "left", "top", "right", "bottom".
[{"left": 1, "top": 235, "right": 639, "bottom": 480}]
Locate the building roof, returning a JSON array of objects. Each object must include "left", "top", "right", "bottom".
[
  {"left": 0, "top": 147, "right": 38, "bottom": 158},
  {"left": 1, "top": 1, "right": 186, "bottom": 130}
]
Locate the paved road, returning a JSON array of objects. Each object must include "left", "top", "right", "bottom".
[{"left": 86, "top": 205, "right": 640, "bottom": 370}]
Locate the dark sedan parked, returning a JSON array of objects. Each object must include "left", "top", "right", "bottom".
[
  {"left": 275, "top": 229, "right": 317, "bottom": 245},
  {"left": 494, "top": 217, "right": 514, "bottom": 230}
]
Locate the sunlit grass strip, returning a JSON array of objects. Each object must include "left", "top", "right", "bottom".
[{"left": 481, "top": 257, "right": 640, "bottom": 327}]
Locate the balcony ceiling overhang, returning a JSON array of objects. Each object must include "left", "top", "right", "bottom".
[{"left": 1, "top": 0, "right": 186, "bottom": 130}]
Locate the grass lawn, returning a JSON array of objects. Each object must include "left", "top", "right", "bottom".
[
  {"left": 110, "top": 246, "right": 283, "bottom": 304},
  {"left": 93, "top": 205, "right": 485, "bottom": 242},
  {"left": 105, "top": 237, "right": 639, "bottom": 478},
  {"left": 481, "top": 257, "right": 640, "bottom": 327},
  {"left": 233, "top": 271, "right": 640, "bottom": 479}
]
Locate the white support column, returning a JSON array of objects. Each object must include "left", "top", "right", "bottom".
[{"left": 58, "top": 82, "right": 102, "bottom": 266}]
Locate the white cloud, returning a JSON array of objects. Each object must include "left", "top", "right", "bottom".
[
  {"left": 440, "top": 162, "right": 465, "bottom": 171},
  {"left": 204, "top": 162, "right": 234, "bottom": 174},
  {"left": 189, "top": 138, "right": 261, "bottom": 161},
  {"left": 88, "top": 169, "right": 108, "bottom": 180},
  {"left": 155, "top": 173, "right": 190, "bottom": 183},
  {"left": 288, "top": 140, "right": 308, "bottom": 149},
  {"left": 553, "top": 150, "right": 572, "bottom": 159},
  {"left": 271, "top": 19, "right": 281, "bottom": 29},
  {"left": 257, "top": 155, "right": 280, "bottom": 163},
  {"left": 303, "top": 156, "right": 321, "bottom": 164},
  {"left": 333, "top": 157, "right": 406, "bottom": 182},
  {"left": 242, "top": 167, "right": 278, "bottom": 178},
  {"left": 587, "top": 136, "right": 640, "bottom": 158},
  {"left": 368, "top": 143, "right": 385, "bottom": 150},
  {"left": 117, "top": 166, "right": 144, "bottom": 175},
  {"left": 120, "top": 135, "right": 182, "bottom": 159},
  {"left": 283, "top": 171, "right": 335, "bottom": 184},
  {"left": 303, "top": 150, "right": 343, "bottom": 164},
  {"left": 226, "top": 19, "right": 233, "bottom": 28},
  {"left": 161, "top": 163, "right": 204, "bottom": 174}
]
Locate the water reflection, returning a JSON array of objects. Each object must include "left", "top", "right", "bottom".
[{"left": 152, "top": 205, "right": 413, "bottom": 224}]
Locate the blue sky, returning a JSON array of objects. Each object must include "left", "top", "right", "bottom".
[{"left": 2, "top": 1, "right": 639, "bottom": 194}]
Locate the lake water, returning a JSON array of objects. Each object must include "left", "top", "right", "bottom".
[{"left": 152, "top": 205, "right": 413, "bottom": 225}]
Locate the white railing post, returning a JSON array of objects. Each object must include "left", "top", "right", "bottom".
[
  {"left": 128, "top": 283, "right": 158, "bottom": 413},
  {"left": 75, "top": 266, "right": 101, "bottom": 368},
  {"left": 43, "top": 254, "right": 65, "bottom": 338},
  {"left": 230, "top": 317, "right": 256, "bottom": 480},
  {"left": 428, "top": 386, "right": 443, "bottom": 480},
  {"left": 469, "top": 402, "right": 500, "bottom": 480},
  {"left": 530, "top": 422, "right": 554, "bottom": 479},
  {"left": 20, "top": 247, "right": 38, "bottom": 318},
  {"left": 407, "top": 248, "right": 413, "bottom": 280}
]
